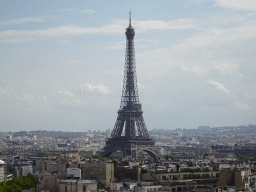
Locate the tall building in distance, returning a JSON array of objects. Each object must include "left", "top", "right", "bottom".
[{"left": 101, "top": 13, "right": 158, "bottom": 160}]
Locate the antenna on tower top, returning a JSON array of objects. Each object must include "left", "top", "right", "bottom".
[{"left": 129, "top": 11, "right": 131, "bottom": 26}]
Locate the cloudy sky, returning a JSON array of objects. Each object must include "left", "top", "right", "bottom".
[{"left": 1, "top": 0, "right": 256, "bottom": 132}]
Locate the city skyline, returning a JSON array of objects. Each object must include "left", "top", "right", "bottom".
[{"left": 1, "top": 0, "right": 256, "bottom": 132}]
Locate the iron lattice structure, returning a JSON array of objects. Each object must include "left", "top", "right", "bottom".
[{"left": 101, "top": 13, "right": 158, "bottom": 160}]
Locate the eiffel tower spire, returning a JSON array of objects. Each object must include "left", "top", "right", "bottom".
[
  {"left": 101, "top": 13, "right": 158, "bottom": 160},
  {"left": 129, "top": 11, "right": 131, "bottom": 27}
]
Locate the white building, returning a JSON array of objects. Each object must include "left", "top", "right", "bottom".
[
  {"left": 0, "top": 160, "right": 6, "bottom": 182},
  {"left": 14, "top": 164, "right": 33, "bottom": 178}
]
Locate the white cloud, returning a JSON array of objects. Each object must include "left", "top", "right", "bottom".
[
  {"left": 213, "top": 61, "right": 238, "bottom": 74},
  {"left": 55, "top": 40, "right": 70, "bottom": 43},
  {"left": 208, "top": 80, "right": 230, "bottom": 93},
  {"left": 69, "top": 59, "right": 79, "bottom": 64},
  {"left": 82, "top": 9, "right": 95, "bottom": 14},
  {"left": 172, "top": 24, "right": 256, "bottom": 50},
  {"left": 0, "top": 38, "right": 34, "bottom": 43},
  {"left": 235, "top": 100, "right": 251, "bottom": 110},
  {"left": 182, "top": 66, "right": 208, "bottom": 76},
  {"left": 21, "top": 93, "right": 34, "bottom": 102},
  {"left": 0, "top": 24, "right": 124, "bottom": 39},
  {"left": 2, "top": 88, "right": 89, "bottom": 111},
  {"left": 43, "top": 96, "right": 48, "bottom": 104},
  {"left": 0, "top": 86, "right": 54, "bottom": 113},
  {"left": 137, "top": 83, "right": 146, "bottom": 89},
  {"left": 242, "top": 91, "right": 256, "bottom": 100},
  {"left": 134, "top": 19, "right": 200, "bottom": 33},
  {"left": 74, "top": 99, "right": 82, "bottom": 104},
  {"left": 55, "top": 90, "right": 74, "bottom": 97},
  {"left": 82, "top": 83, "right": 109, "bottom": 94},
  {"left": 136, "top": 17, "right": 256, "bottom": 79},
  {"left": 200, "top": 13, "right": 246, "bottom": 26},
  {"left": 0, "top": 17, "right": 46, "bottom": 25},
  {"left": 49, "top": 90, "right": 88, "bottom": 108},
  {"left": 215, "top": 0, "right": 256, "bottom": 11},
  {"left": 106, "top": 44, "right": 124, "bottom": 49},
  {"left": 0, "top": 18, "right": 199, "bottom": 43},
  {"left": 0, "top": 86, "right": 17, "bottom": 96},
  {"left": 136, "top": 39, "right": 160, "bottom": 43}
]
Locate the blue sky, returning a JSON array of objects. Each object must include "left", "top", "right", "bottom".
[{"left": 1, "top": 0, "right": 256, "bottom": 132}]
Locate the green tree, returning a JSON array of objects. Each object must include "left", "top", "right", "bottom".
[
  {"left": 0, "top": 185, "right": 4, "bottom": 192},
  {"left": 53, "top": 152, "right": 63, "bottom": 156},
  {"left": 27, "top": 173, "right": 37, "bottom": 185},
  {"left": 38, "top": 151, "right": 52, "bottom": 157},
  {"left": 11, "top": 183, "right": 22, "bottom": 192},
  {"left": 80, "top": 154, "right": 93, "bottom": 158},
  {"left": 236, "top": 154, "right": 254, "bottom": 161},
  {"left": 102, "top": 157, "right": 111, "bottom": 161},
  {"left": 92, "top": 155, "right": 103, "bottom": 160},
  {"left": 0, "top": 173, "right": 37, "bottom": 191}
]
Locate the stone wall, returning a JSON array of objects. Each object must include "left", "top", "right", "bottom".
[
  {"left": 141, "top": 173, "right": 159, "bottom": 184},
  {"left": 235, "top": 171, "right": 245, "bottom": 189},
  {"left": 218, "top": 170, "right": 245, "bottom": 188},
  {"left": 39, "top": 172, "right": 66, "bottom": 191},
  {"left": 79, "top": 163, "right": 114, "bottom": 188}
]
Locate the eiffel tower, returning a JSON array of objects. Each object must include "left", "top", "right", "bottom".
[{"left": 101, "top": 13, "right": 158, "bottom": 160}]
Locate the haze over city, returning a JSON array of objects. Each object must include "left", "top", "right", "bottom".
[{"left": 1, "top": 0, "right": 256, "bottom": 132}]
